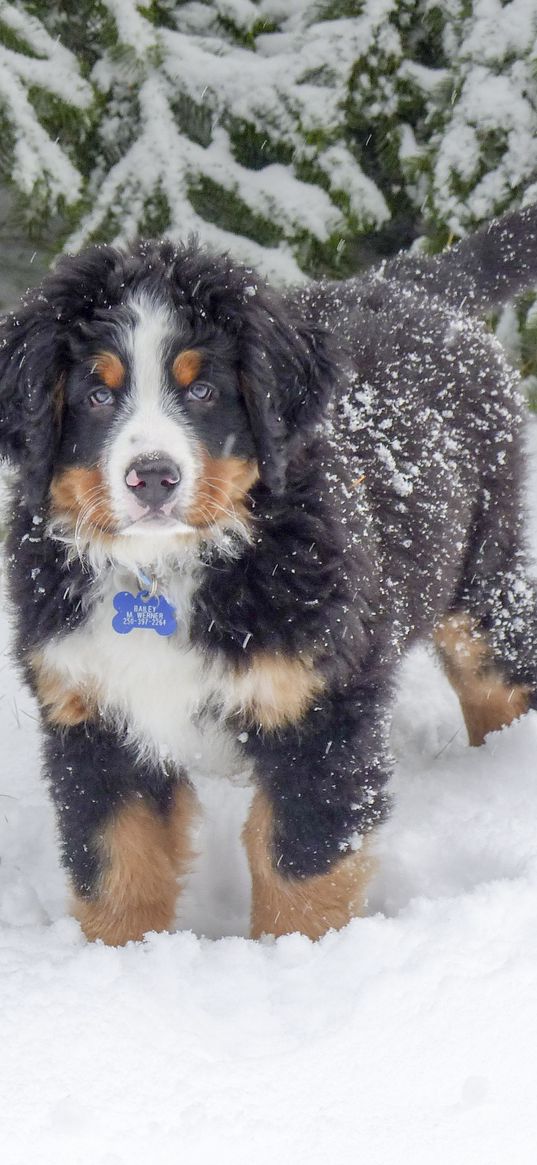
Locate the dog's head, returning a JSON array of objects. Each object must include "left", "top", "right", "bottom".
[{"left": 0, "top": 241, "right": 335, "bottom": 554}]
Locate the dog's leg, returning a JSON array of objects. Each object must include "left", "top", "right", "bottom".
[
  {"left": 243, "top": 790, "right": 376, "bottom": 940},
  {"left": 73, "top": 784, "right": 197, "bottom": 945},
  {"left": 43, "top": 721, "right": 197, "bottom": 944},
  {"left": 438, "top": 448, "right": 537, "bottom": 745},
  {"left": 240, "top": 687, "right": 389, "bottom": 940},
  {"left": 435, "top": 613, "right": 531, "bottom": 746}
]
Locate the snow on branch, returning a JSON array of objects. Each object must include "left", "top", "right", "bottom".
[
  {"left": 423, "top": 0, "right": 537, "bottom": 235},
  {"left": 70, "top": 0, "right": 391, "bottom": 277},
  {"left": 2, "top": 0, "right": 537, "bottom": 283},
  {"left": 0, "top": 3, "right": 92, "bottom": 210}
]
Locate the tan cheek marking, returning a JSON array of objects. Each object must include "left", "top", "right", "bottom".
[
  {"left": 435, "top": 613, "right": 530, "bottom": 746},
  {"left": 172, "top": 349, "right": 203, "bottom": 387},
  {"left": 185, "top": 452, "right": 259, "bottom": 527},
  {"left": 92, "top": 351, "right": 125, "bottom": 390},
  {"left": 30, "top": 653, "right": 95, "bottom": 727},
  {"left": 243, "top": 791, "right": 376, "bottom": 940},
  {"left": 49, "top": 466, "right": 116, "bottom": 533},
  {"left": 73, "top": 786, "right": 199, "bottom": 946},
  {"left": 231, "top": 652, "right": 325, "bottom": 731}
]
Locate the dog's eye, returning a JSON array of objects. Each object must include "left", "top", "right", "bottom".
[
  {"left": 186, "top": 383, "right": 213, "bottom": 402},
  {"left": 89, "top": 388, "right": 114, "bottom": 408}
]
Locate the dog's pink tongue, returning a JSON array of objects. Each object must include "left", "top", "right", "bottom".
[{"left": 126, "top": 468, "right": 144, "bottom": 488}]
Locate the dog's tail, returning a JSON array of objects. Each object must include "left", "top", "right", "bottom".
[{"left": 391, "top": 202, "right": 537, "bottom": 313}]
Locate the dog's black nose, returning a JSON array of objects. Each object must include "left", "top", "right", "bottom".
[{"left": 125, "top": 458, "right": 181, "bottom": 509}]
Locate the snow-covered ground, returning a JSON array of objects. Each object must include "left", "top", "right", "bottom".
[{"left": 3, "top": 433, "right": 537, "bottom": 1164}]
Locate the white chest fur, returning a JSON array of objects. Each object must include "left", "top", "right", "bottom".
[{"left": 42, "top": 569, "right": 252, "bottom": 783}]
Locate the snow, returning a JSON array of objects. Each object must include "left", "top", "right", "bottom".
[
  {"left": 2, "top": 414, "right": 537, "bottom": 1160},
  {"left": 6, "top": 0, "right": 537, "bottom": 285},
  {"left": 0, "top": 6, "right": 91, "bottom": 208},
  {"left": 65, "top": 0, "right": 395, "bottom": 269},
  {"left": 430, "top": 0, "right": 537, "bottom": 232}
]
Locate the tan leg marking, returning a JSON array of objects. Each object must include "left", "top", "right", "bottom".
[
  {"left": 74, "top": 784, "right": 198, "bottom": 946},
  {"left": 435, "top": 614, "right": 530, "bottom": 747},
  {"left": 243, "top": 791, "right": 375, "bottom": 940},
  {"left": 231, "top": 652, "right": 325, "bottom": 731},
  {"left": 30, "top": 653, "right": 95, "bottom": 727}
]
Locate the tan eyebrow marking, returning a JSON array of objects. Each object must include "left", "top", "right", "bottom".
[
  {"left": 172, "top": 348, "right": 203, "bottom": 387},
  {"left": 91, "top": 351, "right": 125, "bottom": 390}
]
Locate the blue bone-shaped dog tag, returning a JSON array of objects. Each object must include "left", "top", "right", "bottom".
[{"left": 112, "top": 590, "right": 177, "bottom": 637}]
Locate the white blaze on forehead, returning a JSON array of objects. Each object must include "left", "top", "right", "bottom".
[{"left": 127, "top": 292, "right": 174, "bottom": 409}]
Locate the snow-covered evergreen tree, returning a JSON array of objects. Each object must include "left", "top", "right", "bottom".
[
  {"left": 414, "top": 0, "right": 537, "bottom": 244},
  {"left": 1, "top": 0, "right": 537, "bottom": 285}
]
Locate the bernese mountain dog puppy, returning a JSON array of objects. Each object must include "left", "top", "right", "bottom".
[{"left": 1, "top": 205, "right": 537, "bottom": 945}]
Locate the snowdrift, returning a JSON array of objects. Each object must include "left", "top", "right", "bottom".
[{"left": 2, "top": 430, "right": 537, "bottom": 1164}]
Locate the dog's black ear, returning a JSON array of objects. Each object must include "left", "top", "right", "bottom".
[
  {"left": 0, "top": 297, "right": 66, "bottom": 508},
  {"left": 0, "top": 245, "right": 126, "bottom": 509},
  {"left": 237, "top": 284, "right": 337, "bottom": 493}
]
